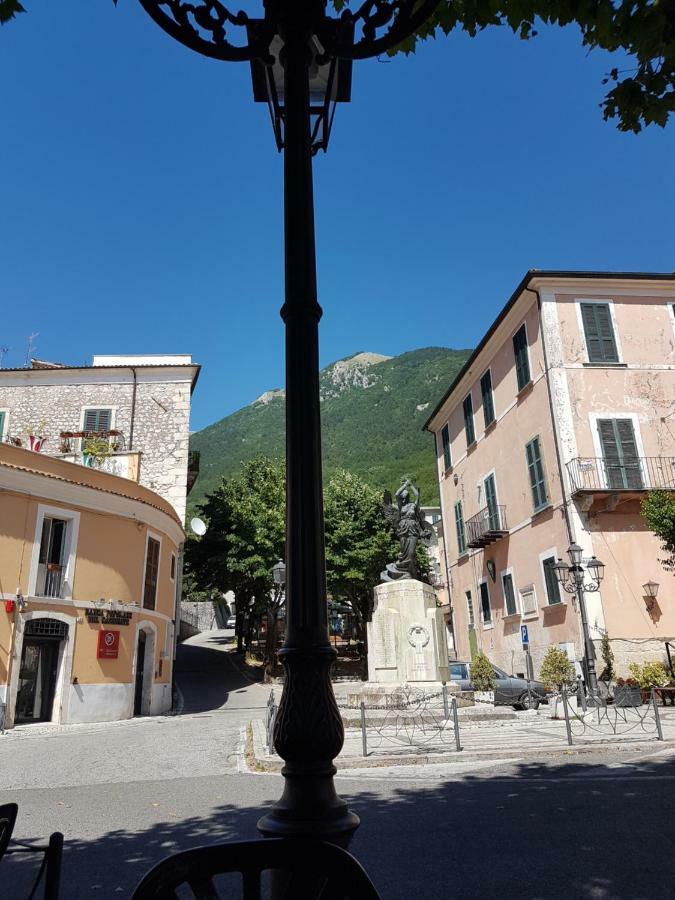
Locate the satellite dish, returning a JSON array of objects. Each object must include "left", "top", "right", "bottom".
[{"left": 190, "top": 517, "right": 207, "bottom": 537}]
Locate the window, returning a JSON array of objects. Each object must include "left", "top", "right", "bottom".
[
  {"left": 484, "top": 473, "right": 499, "bottom": 530},
  {"left": 513, "top": 324, "right": 530, "bottom": 391},
  {"left": 542, "top": 556, "right": 561, "bottom": 606},
  {"left": 170, "top": 553, "right": 176, "bottom": 581},
  {"left": 520, "top": 585, "right": 537, "bottom": 616},
  {"left": 454, "top": 502, "right": 467, "bottom": 555},
  {"left": 441, "top": 424, "right": 452, "bottom": 471},
  {"left": 480, "top": 370, "right": 495, "bottom": 427},
  {"left": 580, "top": 302, "right": 619, "bottom": 363},
  {"left": 597, "top": 418, "right": 643, "bottom": 489},
  {"left": 479, "top": 581, "right": 492, "bottom": 625},
  {"left": 466, "top": 590, "right": 475, "bottom": 629},
  {"left": 0, "top": 410, "right": 5, "bottom": 439},
  {"left": 83, "top": 408, "right": 113, "bottom": 433},
  {"left": 143, "top": 537, "right": 161, "bottom": 610},
  {"left": 463, "top": 394, "right": 475, "bottom": 446},
  {"left": 37, "top": 517, "right": 68, "bottom": 598},
  {"left": 526, "top": 437, "right": 548, "bottom": 511},
  {"left": 502, "top": 572, "right": 517, "bottom": 616}
]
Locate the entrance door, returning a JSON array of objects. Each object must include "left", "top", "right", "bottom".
[
  {"left": 134, "top": 631, "right": 146, "bottom": 716},
  {"left": 15, "top": 639, "right": 59, "bottom": 724}
]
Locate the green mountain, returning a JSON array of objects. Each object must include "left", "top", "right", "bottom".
[{"left": 189, "top": 346, "right": 471, "bottom": 509}]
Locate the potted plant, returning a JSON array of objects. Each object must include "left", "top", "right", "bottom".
[
  {"left": 470, "top": 651, "right": 496, "bottom": 704},
  {"left": 26, "top": 421, "right": 47, "bottom": 452},
  {"left": 614, "top": 676, "right": 642, "bottom": 707},
  {"left": 59, "top": 437, "right": 72, "bottom": 454},
  {"left": 82, "top": 435, "right": 111, "bottom": 468},
  {"left": 539, "top": 646, "right": 576, "bottom": 718},
  {"left": 628, "top": 660, "right": 669, "bottom": 703}
]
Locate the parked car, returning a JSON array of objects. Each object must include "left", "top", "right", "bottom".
[
  {"left": 448, "top": 660, "right": 549, "bottom": 710},
  {"left": 226, "top": 616, "right": 236, "bottom": 629}
]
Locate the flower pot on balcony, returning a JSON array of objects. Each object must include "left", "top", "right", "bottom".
[{"left": 28, "top": 435, "right": 45, "bottom": 452}]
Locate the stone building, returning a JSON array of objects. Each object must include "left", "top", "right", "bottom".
[
  {"left": 0, "top": 354, "right": 200, "bottom": 523},
  {"left": 425, "top": 271, "right": 675, "bottom": 679}
]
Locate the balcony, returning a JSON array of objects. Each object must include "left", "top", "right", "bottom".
[
  {"left": 57, "top": 450, "right": 142, "bottom": 482},
  {"left": 466, "top": 505, "right": 508, "bottom": 549},
  {"left": 36, "top": 563, "right": 64, "bottom": 598},
  {"left": 567, "top": 457, "right": 675, "bottom": 511}
]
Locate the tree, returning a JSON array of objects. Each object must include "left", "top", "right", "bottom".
[
  {"left": 599, "top": 630, "right": 615, "bottom": 682},
  {"left": 539, "top": 646, "right": 576, "bottom": 691},
  {"left": 642, "top": 490, "right": 675, "bottom": 574},
  {"left": 0, "top": 1, "right": 23, "bottom": 25},
  {"left": 323, "top": 469, "right": 400, "bottom": 672},
  {"left": 470, "top": 651, "right": 496, "bottom": 691},
  {"left": 396, "top": 1, "right": 675, "bottom": 133},
  {"left": 185, "top": 455, "right": 285, "bottom": 663}
]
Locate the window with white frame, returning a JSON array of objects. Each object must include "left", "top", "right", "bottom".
[
  {"left": 542, "top": 556, "right": 561, "bottom": 605},
  {"left": 466, "top": 590, "right": 475, "bottom": 629},
  {"left": 579, "top": 302, "right": 619, "bottom": 363},
  {"left": 441, "top": 424, "right": 452, "bottom": 471},
  {"left": 513, "top": 324, "right": 531, "bottom": 391},
  {"left": 143, "top": 536, "right": 161, "bottom": 610},
  {"left": 502, "top": 571, "right": 518, "bottom": 616},
  {"left": 479, "top": 580, "right": 492, "bottom": 625},
  {"left": 596, "top": 418, "right": 643, "bottom": 490},
  {"left": 525, "top": 437, "right": 548, "bottom": 511},
  {"left": 454, "top": 501, "right": 467, "bottom": 555},
  {"left": 29, "top": 505, "right": 80, "bottom": 601},
  {"left": 463, "top": 394, "right": 475, "bottom": 446},
  {"left": 480, "top": 370, "right": 495, "bottom": 428},
  {"left": 0, "top": 410, "right": 8, "bottom": 441}
]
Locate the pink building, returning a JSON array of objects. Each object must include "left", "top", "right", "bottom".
[{"left": 425, "top": 271, "right": 675, "bottom": 679}]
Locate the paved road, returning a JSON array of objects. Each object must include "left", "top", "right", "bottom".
[{"left": 2, "top": 630, "right": 675, "bottom": 899}]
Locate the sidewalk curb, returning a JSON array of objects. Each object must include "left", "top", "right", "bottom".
[{"left": 246, "top": 719, "right": 675, "bottom": 773}]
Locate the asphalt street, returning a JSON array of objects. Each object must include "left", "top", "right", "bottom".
[{"left": 2, "top": 630, "right": 675, "bottom": 899}]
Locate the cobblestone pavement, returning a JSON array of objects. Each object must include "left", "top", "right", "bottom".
[{"left": 2, "top": 630, "right": 675, "bottom": 899}]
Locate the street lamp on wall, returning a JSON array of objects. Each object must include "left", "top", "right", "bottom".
[
  {"left": 642, "top": 580, "right": 659, "bottom": 614},
  {"left": 553, "top": 546, "right": 606, "bottom": 696}
]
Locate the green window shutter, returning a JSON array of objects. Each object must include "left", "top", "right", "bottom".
[
  {"left": 454, "top": 502, "right": 466, "bottom": 555},
  {"left": 543, "top": 556, "right": 561, "bottom": 605},
  {"left": 84, "top": 408, "right": 112, "bottom": 433},
  {"left": 479, "top": 581, "right": 492, "bottom": 624},
  {"left": 502, "top": 573, "right": 517, "bottom": 616},
  {"left": 465, "top": 591, "right": 475, "bottom": 628},
  {"left": 513, "top": 325, "right": 530, "bottom": 391},
  {"left": 526, "top": 437, "right": 548, "bottom": 510},
  {"left": 463, "top": 394, "right": 475, "bottom": 446},
  {"left": 598, "top": 418, "right": 642, "bottom": 489},
  {"left": 480, "top": 370, "right": 495, "bottom": 426},
  {"left": 484, "top": 474, "right": 499, "bottom": 529},
  {"left": 441, "top": 424, "right": 452, "bottom": 471},
  {"left": 0, "top": 411, "right": 5, "bottom": 437},
  {"left": 580, "top": 303, "right": 619, "bottom": 363}
]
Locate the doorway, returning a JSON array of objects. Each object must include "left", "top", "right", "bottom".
[
  {"left": 15, "top": 620, "right": 68, "bottom": 724},
  {"left": 133, "top": 625, "right": 156, "bottom": 716},
  {"left": 134, "top": 631, "right": 146, "bottom": 716}
]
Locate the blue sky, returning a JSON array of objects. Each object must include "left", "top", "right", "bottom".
[{"left": 2, "top": 4, "right": 673, "bottom": 431}]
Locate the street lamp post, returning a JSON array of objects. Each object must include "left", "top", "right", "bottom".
[
  {"left": 553, "top": 543, "right": 605, "bottom": 696},
  {"left": 136, "top": 0, "right": 441, "bottom": 847}
]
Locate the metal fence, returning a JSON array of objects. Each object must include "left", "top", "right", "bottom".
[
  {"left": 559, "top": 685, "right": 664, "bottom": 746},
  {"left": 567, "top": 456, "right": 675, "bottom": 493}
]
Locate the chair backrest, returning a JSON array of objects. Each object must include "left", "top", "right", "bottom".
[
  {"left": 131, "top": 838, "right": 381, "bottom": 900},
  {"left": 0, "top": 803, "right": 18, "bottom": 861}
]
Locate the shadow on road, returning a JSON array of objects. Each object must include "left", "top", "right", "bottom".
[
  {"left": 5, "top": 756, "right": 674, "bottom": 899},
  {"left": 175, "top": 631, "right": 262, "bottom": 715}
]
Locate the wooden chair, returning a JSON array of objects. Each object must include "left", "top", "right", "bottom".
[
  {"left": 131, "top": 837, "right": 381, "bottom": 900},
  {"left": 0, "top": 802, "right": 63, "bottom": 899}
]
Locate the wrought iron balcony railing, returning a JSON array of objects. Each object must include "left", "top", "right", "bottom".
[
  {"left": 567, "top": 457, "right": 675, "bottom": 494},
  {"left": 466, "top": 505, "right": 508, "bottom": 549},
  {"left": 36, "top": 563, "right": 64, "bottom": 599}
]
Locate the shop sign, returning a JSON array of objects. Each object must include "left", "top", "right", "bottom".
[
  {"left": 86, "top": 608, "right": 133, "bottom": 626},
  {"left": 97, "top": 629, "right": 120, "bottom": 659}
]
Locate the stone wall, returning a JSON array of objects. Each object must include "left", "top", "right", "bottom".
[{"left": 0, "top": 369, "right": 193, "bottom": 522}]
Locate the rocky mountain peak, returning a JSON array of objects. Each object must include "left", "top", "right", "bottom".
[{"left": 320, "top": 351, "right": 391, "bottom": 401}]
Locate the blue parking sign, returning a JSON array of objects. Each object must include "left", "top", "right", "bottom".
[{"left": 521, "top": 624, "right": 529, "bottom": 647}]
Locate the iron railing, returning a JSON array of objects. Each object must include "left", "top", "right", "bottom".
[
  {"left": 36, "top": 563, "right": 64, "bottom": 599},
  {"left": 567, "top": 457, "right": 675, "bottom": 494},
  {"left": 466, "top": 505, "right": 508, "bottom": 548}
]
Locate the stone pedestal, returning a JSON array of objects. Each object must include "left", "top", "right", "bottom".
[{"left": 367, "top": 579, "right": 449, "bottom": 684}]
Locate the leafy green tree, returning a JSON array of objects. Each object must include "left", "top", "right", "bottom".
[
  {"left": 185, "top": 455, "right": 285, "bottom": 662},
  {"left": 599, "top": 630, "right": 615, "bottom": 682},
  {"left": 470, "top": 651, "right": 496, "bottom": 691},
  {"left": 0, "top": 1, "right": 23, "bottom": 25},
  {"left": 539, "top": 646, "right": 576, "bottom": 691},
  {"left": 323, "top": 469, "right": 400, "bottom": 670},
  {"left": 642, "top": 490, "right": 675, "bottom": 574}
]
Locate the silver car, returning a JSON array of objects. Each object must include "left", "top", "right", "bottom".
[{"left": 448, "top": 660, "right": 548, "bottom": 710}]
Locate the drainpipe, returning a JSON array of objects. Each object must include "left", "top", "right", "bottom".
[
  {"left": 128, "top": 367, "right": 138, "bottom": 451},
  {"left": 530, "top": 287, "right": 575, "bottom": 546}
]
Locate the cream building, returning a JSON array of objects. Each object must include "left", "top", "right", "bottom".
[
  {"left": 425, "top": 271, "right": 675, "bottom": 679},
  {"left": 0, "top": 444, "right": 184, "bottom": 727}
]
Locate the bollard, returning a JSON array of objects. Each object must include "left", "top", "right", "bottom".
[
  {"left": 442, "top": 682, "right": 449, "bottom": 720},
  {"left": 452, "top": 697, "right": 462, "bottom": 752},
  {"left": 562, "top": 685, "right": 573, "bottom": 746},
  {"left": 360, "top": 701, "right": 368, "bottom": 757},
  {"left": 652, "top": 688, "right": 664, "bottom": 741}
]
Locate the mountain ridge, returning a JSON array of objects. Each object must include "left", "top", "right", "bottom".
[{"left": 189, "top": 346, "right": 472, "bottom": 508}]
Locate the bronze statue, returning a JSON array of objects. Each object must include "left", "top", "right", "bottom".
[{"left": 381, "top": 478, "right": 432, "bottom": 582}]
